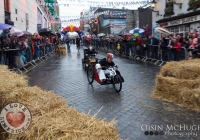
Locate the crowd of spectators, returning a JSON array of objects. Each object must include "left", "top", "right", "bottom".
[
  {"left": 82, "top": 28, "right": 200, "bottom": 61},
  {"left": 1, "top": 26, "right": 199, "bottom": 70},
  {"left": 0, "top": 29, "right": 60, "bottom": 69}
]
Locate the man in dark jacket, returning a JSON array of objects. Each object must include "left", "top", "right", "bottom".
[
  {"left": 148, "top": 35, "right": 159, "bottom": 59},
  {"left": 54, "top": 36, "right": 60, "bottom": 56},
  {"left": 96, "top": 53, "right": 124, "bottom": 83},
  {"left": 84, "top": 46, "right": 98, "bottom": 60},
  {"left": 76, "top": 37, "right": 81, "bottom": 52}
]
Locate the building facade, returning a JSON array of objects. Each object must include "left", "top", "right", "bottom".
[
  {"left": 90, "top": 7, "right": 138, "bottom": 35},
  {"left": 138, "top": 7, "right": 153, "bottom": 29},
  {"left": 152, "top": 0, "right": 200, "bottom": 37},
  {"left": 0, "top": 0, "right": 60, "bottom": 34}
]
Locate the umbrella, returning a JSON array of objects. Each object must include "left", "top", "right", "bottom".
[
  {"left": 17, "top": 32, "right": 24, "bottom": 37},
  {"left": 154, "top": 27, "right": 171, "bottom": 35},
  {"left": 10, "top": 28, "right": 23, "bottom": 35},
  {"left": 0, "top": 23, "right": 14, "bottom": 30},
  {"left": 133, "top": 33, "right": 139, "bottom": 37},
  {"left": 38, "top": 28, "right": 52, "bottom": 36},
  {"left": 56, "top": 33, "right": 61, "bottom": 38},
  {"left": 23, "top": 31, "right": 32, "bottom": 36},
  {"left": 86, "top": 35, "right": 91, "bottom": 40},
  {"left": 129, "top": 28, "right": 145, "bottom": 34},
  {"left": 91, "top": 34, "right": 96, "bottom": 38},
  {"left": 97, "top": 33, "right": 106, "bottom": 37},
  {"left": 50, "top": 31, "right": 57, "bottom": 36},
  {"left": 122, "top": 33, "right": 132, "bottom": 36}
]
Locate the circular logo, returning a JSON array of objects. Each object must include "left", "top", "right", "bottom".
[{"left": 0, "top": 102, "right": 32, "bottom": 134}]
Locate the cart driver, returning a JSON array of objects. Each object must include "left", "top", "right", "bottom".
[
  {"left": 84, "top": 46, "right": 98, "bottom": 60},
  {"left": 95, "top": 53, "right": 124, "bottom": 83}
]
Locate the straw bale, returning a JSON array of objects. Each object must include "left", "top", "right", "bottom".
[
  {"left": 0, "top": 86, "right": 120, "bottom": 140},
  {"left": 160, "top": 59, "right": 200, "bottom": 80},
  {"left": 0, "top": 66, "right": 120, "bottom": 140},
  {"left": 5, "top": 106, "right": 119, "bottom": 140},
  {"left": 1, "top": 87, "right": 67, "bottom": 116},
  {"left": 152, "top": 75, "right": 200, "bottom": 111},
  {"left": 0, "top": 65, "right": 28, "bottom": 95}
]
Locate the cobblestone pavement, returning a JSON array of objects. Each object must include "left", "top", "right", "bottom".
[{"left": 27, "top": 45, "right": 200, "bottom": 140}]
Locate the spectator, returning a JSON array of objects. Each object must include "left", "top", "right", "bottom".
[
  {"left": 160, "top": 34, "right": 168, "bottom": 61},
  {"left": 173, "top": 38, "right": 182, "bottom": 61},
  {"left": 16, "top": 40, "right": 28, "bottom": 65},
  {"left": 134, "top": 36, "right": 142, "bottom": 56},
  {"left": 148, "top": 35, "right": 159, "bottom": 59},
  {"left": 130, "top": 35, "right": 136, "bottom": 56},
  {"left": 167, "top": 35, "right": 174, "bottom": 61},
  {"left": 143, "top": 24, "right": 151, "bottom": 38}
]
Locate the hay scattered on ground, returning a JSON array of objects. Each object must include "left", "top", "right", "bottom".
[
  {"left": 0, "top": 66, "right": 120, "bottom": 140},
  {"left": 0, "top": 65, "right": 28, "bottom": 94},
  {"left": 152, "top": 59, "right": 200, "bottom": 112}
]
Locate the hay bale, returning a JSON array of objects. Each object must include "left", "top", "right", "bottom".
[
  {"left": 160, "top": 59, "right": 200, "bottom": 80},
  {"left": 152, "top": 75, "right": 200, "bottom": 112},
  {"left": 0, "top": 67, "right": 120, "bottom": 139},
  {"left": 60, "top": 49, "right": 66, "bottom": 55},
  {"left": 0, "top": 65, "right": 28, "bottom": 95},
  {"left": 59, "top": 45, "right": 66, "bottom": 50},
  {"left": 5, "top": 106, "right": 119, "bottom": 140},
  {"left": 1, "top": 87, "right": 67, "bottom": 116}
]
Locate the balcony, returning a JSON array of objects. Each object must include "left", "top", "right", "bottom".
[
  {"left": 163, "top": 1, "right": 174, "bottom": 17},
  {"left": 164, "top": 7, "right": 174, "bottom": 17},
  {"left": 188, "top": 0, "right": 200, "bottom": 11}
]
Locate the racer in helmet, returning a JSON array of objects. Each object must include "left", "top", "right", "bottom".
[
  {"left": 84, "top": 45, "right": 98, "bottom": 59},
  {"left": 95, "top": 53, "right": 124, "bottom": 83}
]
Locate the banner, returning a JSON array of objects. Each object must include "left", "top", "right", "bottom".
[{"left": 102, "top": 19, "right": 126, "bottom": 34}]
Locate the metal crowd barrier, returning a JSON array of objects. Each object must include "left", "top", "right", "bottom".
[
  {"left": 93, "top": 41, "right": 189, "bottom": 67},
  {"left": 0, "top": 43, "right": 56, "bottom": 74}
]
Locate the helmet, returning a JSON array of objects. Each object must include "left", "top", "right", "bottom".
[{"left": 106, "top": 53, "right": 114, "bottom": 59}]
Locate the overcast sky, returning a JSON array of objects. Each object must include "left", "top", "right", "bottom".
[{"left": 57, "top": 0, "right": 150, "bottom": 27}]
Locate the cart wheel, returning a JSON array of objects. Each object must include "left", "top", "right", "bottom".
[
  {"left": 113, "top": 75, "right": 122, "bottom": 93},
  {"left": 87, "top": 65, "right": 94, "bottom": 84}
]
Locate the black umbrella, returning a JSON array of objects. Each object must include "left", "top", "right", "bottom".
[
  {"left": 38, "top": 28, "right": 52, "bottom": 36},
  {"left": 23, "top": 31, "right": 32, "bottom": 36},
  {"left": 56, "top": 33, "right": 61, "bottom": 38},
  {"left": 50, "top": 31, "right": 57, "bottom": 36}
]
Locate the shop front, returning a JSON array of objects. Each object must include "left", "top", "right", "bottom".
[{"left": 156, "top": 11, "right": 200, "bottom": 37}]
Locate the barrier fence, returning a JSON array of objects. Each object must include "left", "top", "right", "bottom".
[
  {"left": 91, "top": 40, "right": 189, "bottom": 66},
  {"left": 0, "top": 43, "right": 55, "bottom": 73}
]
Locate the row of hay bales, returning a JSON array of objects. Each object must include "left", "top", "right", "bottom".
[
  {"left": 152, "top": 59, "right": 200, "bottom": 112},
  {"left": 0, "top": 65, "right": 120, "bottom": 140}
]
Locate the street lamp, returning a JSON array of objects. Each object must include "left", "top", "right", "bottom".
[
  {"left": 150, "top": 0, "right": 162, "bottom": 17},
  {"left": 150, "top": 0, "right": 157, "bottom": 8}
]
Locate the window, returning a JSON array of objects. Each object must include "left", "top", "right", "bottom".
[
  {"left": 171, "top": 27, "right": 174, "bottom": 33},
  {"left": 175, "top": 27, "right": 179, "bottom": 33},
  {"left": 4, "top": 0, "right": 10, "bottom": 12},
  {"left": 15, "top": 9, "right": 17, "bottom": 14},
  {"left": 180, "top": 26, "right": 183, "bottom": 32}
]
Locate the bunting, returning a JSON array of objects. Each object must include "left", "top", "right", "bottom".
[{"left": 38, "top": 0, "right": 150, "bottom": 7}]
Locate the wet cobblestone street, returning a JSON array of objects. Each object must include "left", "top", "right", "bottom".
[{"left": 27, "top": 45, "right": 200, "bottom": 140}]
